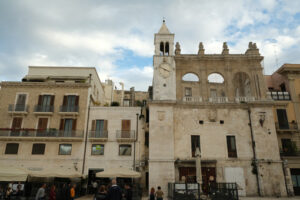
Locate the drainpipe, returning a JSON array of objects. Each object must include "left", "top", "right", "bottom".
[
  {"left": 247, "top": 108, "right": 261, "bottom": 196},
  {"left": 133, "top": 113, "right": 139, "bottom": 171}
]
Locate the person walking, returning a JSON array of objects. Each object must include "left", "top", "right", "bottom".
[
  {"left": 5, "top": 187, "right": 12, "bottom": 200},
  {"left": 123, "top": 184, "right": 132, "bottom": 200},
  {"left": 155, "top": 186, "right": 163, "bottom": 200},
  {"left": 106, "top": 179, "right": 122, "bottom": 200},
  {"left": 66, "top": 183, "right": 71, "bottom": 200},
  {"left": 49, "top": 185, "right": 56, "bottom": 200},
  {"left": 95, "top": 185, "right": 107, "bottom": 200},
  {"left": 70, "top": 184, "right": 76, "bottom": 200},
  {"left": 149, "top": 187, "right": 155, "bottom": 200},
  {"left": 35, "top": 183, "right": 46, "bottom": 200}
]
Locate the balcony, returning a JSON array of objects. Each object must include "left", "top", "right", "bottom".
[
  {"left": 267, "top": 91, "right": 291, "bottom": 101},
  {"left": 116, "top": 130, "right": 135, "bottom": 142},
  {"left": 235, "top": 96, "right": 255, "bottom": 103},
  {"left": 34, "top": 105, "right": 54, "bottom": 114},
  {"left": 88, "top": 130, "right": 108, "bottom": 142},
  {"left": 0, "top": 129, "right": 83, "bottom": 142},
  {"left": 182, "top": 96, "right": 202, "bottom": 103},
  {"left": 59, "top": 105, "right": 79, "bottom": 114},
  {"left": 8, "top": 104, "right": 29, "bottom": 114},
  {"left": 275, "top": 122, "right": 298, "bottom": 133},
  {"left": 209, "top": 97, "right": 228, "bottom": 103}
]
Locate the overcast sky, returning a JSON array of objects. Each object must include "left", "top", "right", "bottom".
[{"left": 0, "top": 0, "right": 300, "bottom": 91}]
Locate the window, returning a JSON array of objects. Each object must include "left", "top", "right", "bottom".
[
  {"left": 227, "top": 136, "right": 237, "bottom": 158},
  {"left": 185, "top": 88, "right": 192, "bottom": 97},
  {"left": 15, "top": 94, "right": 27, "bottom": 111},
  {"left": 182, "top": 73, "right": 199, "bottom": 82},
  {"left": 208, "top": 73, "right": 224, "bottom": 83},
  {"left": 160, "top": 42, "right": 164, "bottom": 56},
  {"left": 5, "top": 143, "right": 19, "bottom": 154},
  {"left": 119, "top": 145, "right": 132, "bottom": 156},
  {"left": 277, "top": 109, "right": 289, "bottom": 129},
  {"left": 121, "top": 120, "right": 131, "bottom": 138},
  {"left": 91, "top": 120, "right": 108, "bottom": 137},
  {"left": 37, "top": 95, "right": 54, "bottom": 112},
  {"left": 123, "top": 99, "right": 130, "bottom": 107},
  {"left": 280, "top": 83, "right": 286, "bottom": 92},
  {"left": 62, "top": 95, "right": 79, "bottom": 112},
  {"left": 11, "top": 117, "right": 22, "bottom": 136},
  {"left": 145, "top": 132, "right": 149, "bottom": 147},
  {"left": 165, "top": 42, "right": 169, "bottom": 55},
  {"left": 191, "top": 135, "right": 200, "bottom": 157},
  {"left": 91, "top": 144, "right": 104, "bottom": 155},
  {"left": 32, "top": 144, "right": 46, "bottom": 155},
  {"left": 59, "top": 144, "right": 72, "bottom": 155},
  {"left": 60, "top": 119, "right": 76, "bottom": 137}
]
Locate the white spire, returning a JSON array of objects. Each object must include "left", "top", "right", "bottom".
[{"left": 158, "top": 20, "right": 170, "bottom": 34}]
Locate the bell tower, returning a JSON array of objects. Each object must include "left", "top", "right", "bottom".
[{"left": 153, "top": 20, "right": 176, "bottom": 100}]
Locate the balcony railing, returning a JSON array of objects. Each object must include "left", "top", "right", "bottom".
[
  {"left": 267, "top": 91, "right": 291, "bottom": 101},
  {"left": 34, "top": 105, "right": 54, "bottom": 112},
  {"left": 59, "top": 105, "right": 79, "bottom": 112},
  {"left": 280, "top": 150, "right": 300, "bottom": 157},
  {"left": 8, "top": 104, "right": 29, "bottom": 112},
  {"left": 209, "top": 97, "right": 228, "bottom": 103},
  {"left": 235, "top": 96, "right": 255, "bottom": 103},
  {"left": 275, "top": 122, "right": 298, "bottom": 131},
  {"left": 89, "top": 130, "right": 108, "bottom": 139},
  {"left": 182, "top": 96, "right": 202, "bottom": 103},
  {"left": 0, "top": 129, "right": 83, "bottom": 138},
  {"left": 116, "top": 130, "right": 135, "bottom": 140}
]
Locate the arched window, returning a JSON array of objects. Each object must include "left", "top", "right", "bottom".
[
  {"left": 208, "top": 73, "right": 224, "bottom": 83},
  {"left": 182, "top": 73, "right": 199, "bottom": 82},
  {"left": 234, "top": 72, "right": 251, "bottom": 97},
  {"left": 165, "top": 42, "right": 169, "bottom": 56},
  {"left": 160, "top": 42, "right": 164, "bottom": 56}
]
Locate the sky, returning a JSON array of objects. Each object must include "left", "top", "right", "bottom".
[{"left": 0, "top": 0, "right": 300, "bottom": 91}]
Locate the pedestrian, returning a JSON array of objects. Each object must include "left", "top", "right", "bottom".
[
  {"left": 66, "top": 183, "right": 71, "bottom": 200},
  {"left": 149, "top": 187, "right": 155, "bottom": 200},
  {"left": 5, "top": 187, "right": 12, "bottom": 200},
  {"left": 0, "top": 185, "right": 4, "bottom": 200},
  {"left": 49, "top": 185, "right": 56, "bottom": 200},
  {"left": 106, "top": 179, "right": 122, "bottom": 200},
  {"left": 92, "top": 180, "right": 98, "bottom": 195},
  {"left": 95, "top": 185, "right": 107, "bottom": 200},
  {"left": 70, "top": 184, "right": 76, "bottom": 200},
  {"left": 35, "top": 183, "right": 46, "bottom": 200},
  {"left": 123, "top": 184, "right": 132, "bottom": 200},
  {"left": 155, "top": 186, "right": 163, "bottom": 200},
  {"left": 16, "top": 184, "right": 23, "bottom": 200}
]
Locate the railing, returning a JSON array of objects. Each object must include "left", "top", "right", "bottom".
[
  {"left": 0, "top": 129, "right": 84, "bottom": 138},
  {"left": 8, "top": 104, "right": 29, "bottom": 112},
  {"left": 209, "top": 182, "right": 239, "bottom": 200},
  {"left": 116, "top": 130, "right": 135, "bottom": 140},
  {"left": 182, "top": 96, "right": 202, "bottom": 102},
  {"left": 34, "top": 105, "right": 54, "bottom": 112},
  {"left": 275, "top": 122, "right": 298, "bottom": 131},
  {"left": 267, "top": 91, "right": 291, "bottom": 101},
  {"left": 209, "top": 97, "right": 228, "bottom": 103},
  {"left": 59, "top": 105, "right": 79, "bottom": 112},
  {"left": 235, "top": 96, "right": 255, "bottom": 103},
  {"left": 89, "top": 130, "right": 108, "bottom": 139}
]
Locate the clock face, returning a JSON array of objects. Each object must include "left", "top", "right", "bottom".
[{"left": 159, "top": 63, "right": 171, "bottom": 78}]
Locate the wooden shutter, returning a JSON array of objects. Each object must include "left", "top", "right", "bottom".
[
  {"left": 12, "top": 118, "right": 22, "bottom": 129},
  {"left": 122, "top": 120, "right": 131, "bottom": 131},
  {"left": 63, "top": 96, "right": 67, "bottom": 106},
  {"left": 59, "top": 119, "right": 65, "bottom": 130},
  {"left": 50, "top": 95, "right": 55, "bottom": 106},
  {"left": 91, "top": 120, "right": 96, "bottom": 131},
  {"left": 38, "top": 118, "right": 48, "bottom": 130},
  {"left": 75, "top": 96, "right": 79, "bottom": 106},
  {"left": 277, "top": 109, "right": 289, "bottom": 129},
  {"left": 72, "top": 119, "right": 77, "bottom": 130},
  {"left": 103, "top": 120, "right": 108, "bottom": 131},
  {"left": 38, "top": 95, "right": 43, "bottom": 105}
]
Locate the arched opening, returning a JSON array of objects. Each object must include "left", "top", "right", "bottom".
[
  {"left": 182, "top": 73, "right": 199, "bottom": 82},
  {"left": 208, "top": 73, "right": 224, "bottom": 83},
  {"left": 160, "top": 42, "right": 164, "bottom": 56},
  {"left": 165, "top": 42, "right": 169, "bottom": 56},
  {"left": 234, "top": 72, "right": 251, "bottom": 97}
]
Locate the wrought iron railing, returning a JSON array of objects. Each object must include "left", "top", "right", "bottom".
[
  {"left": 8, "top": 104, "right": 29, "bottom": 112},
  {"left": 34, "top": 105, "right": 54, "bottom": 112},
  {"left": 0, "top": 129, "right": 83, "bottom": 138},
  {"left": 59, "top": 105, "right": 79, "bottom": 112},
  {"left": 116, "top": 130, "right": 135, "bottom": 139},
  {"left": 209, "top": 182, "right": 239, "bottom": 200},
  {"left": 89, "top": 130, "right": 108, "bottom": 139},
  {"left": 275, "top": 122, "right": 298, "bottom": 131}
]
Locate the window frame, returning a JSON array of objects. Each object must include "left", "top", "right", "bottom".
[
  {"left": 119, "top": 144, "right": 132, "bottom": 156},
  {"left": 226, "top": 135, "right": 237, "bottom": 158},
  {"left": 58, "top": 144, "right": 72, "bottom": 155},
  {"left": 185, "top": 87, "right": 192, "bottom": 97},
  {"left": 91, "top": 144, "right": 105, "bottom": 155},
  {"left": 5, "top": 143, "right": 19, "bottom": 155},
  {"left": 191, "top": 135, "right": 200, "bottom": 157},
  {"left": 32, "top": 143, "right": 46, "bottom": 155}
]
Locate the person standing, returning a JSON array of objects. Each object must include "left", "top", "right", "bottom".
[
  {"left": 106, "top": 179, "right": 122, "bottom": 200},
  {"left": 95, "top": 185, "right": 107, "bottom": 200},
  {"left": 149, "top": 187, "right": 155, "bottom": 200},
  {"left": 123, "top": 184, "right": 132, "bottom": 200},
  {"left": 155, "top": 186, "right": 164, "bottom": 200},
  {"left": 5, "top": 187, "right": 12, "bottom": 200},
  {"left": 66, "top": 183, "right": 71, "bottom": 200},
  {"left": 92, "top": 181, "right": 98, "bottom": 195},
  {"left": 49, "top": 185, "right": 56, "bottom": 200},
  {"left": 35, "top": 183, "right": 46, "bottom": 200},
  {"left": 70, "top": 184, "right": 76, "bottom": 200}
]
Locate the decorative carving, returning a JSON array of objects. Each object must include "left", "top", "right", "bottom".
[
  {"left": 208, "top": 109, "right": 217, "bottom": 122},
  {"left": 222, "top": 42, "right": 229, "bottom": 55},
  {"left": 175, "top": 42, "right": 181, "bottom": 55},
  {"left": 198, "top": 42, "right": 205, "bottom": 55},
  {"left": 246, "top": 42, "right": 260, "bottom": 55},
  {"left": 157, "top": 111, "right": 165, "bottom": 121}
]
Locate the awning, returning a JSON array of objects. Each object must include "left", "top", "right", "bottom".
[
  {"left": 96, "top": 168, "right": 141, "bottom": 178},
  {"left": 28, "top": 168, "right": 82, "bottom": 178},
  {"left": 0, "top": 166, "right": 28, "bottom": 182}
]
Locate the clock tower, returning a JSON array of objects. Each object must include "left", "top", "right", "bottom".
[{"left": 153, "top": 20, "right": 176, "bottom": 100}]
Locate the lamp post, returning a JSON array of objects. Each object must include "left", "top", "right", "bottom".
[{"left": 195, "top": 147, "right": 202, "bottom": 193}]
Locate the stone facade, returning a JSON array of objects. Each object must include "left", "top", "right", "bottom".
[{"left": 149, "top": 22, "right": 286, "bottom": 197}]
